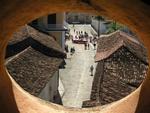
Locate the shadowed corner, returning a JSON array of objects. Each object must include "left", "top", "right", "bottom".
[
  {"left": 0, "top": 40, "right": 19, "bottom": 113},
  {"left": 141, "top": 0, "right": 150, "bottom": 5},
  {"left": 135, "top": 70, "right": 150, "bottom": 113},
  {"left": 81, "top": 0, "right": 91, "bottom": 5}
]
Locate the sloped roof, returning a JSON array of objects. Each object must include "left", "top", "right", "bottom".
[
  {"left": 8, "top": 25, "right": 64, "bottom": 54},
  {"left": 27, "top": 25, "right": 64, "bottom": 53},
  {"left": 8, "top": 26, "right": 29, "bottom": 45},
  {"left": 6, "top": 47, "right": 63, "bottom": 96},
  {"left": 95, "top": 31, "right": 148, "bottom": 64},
  {"left": 6, "top": 25, "right": 66, "bottom": 96}
]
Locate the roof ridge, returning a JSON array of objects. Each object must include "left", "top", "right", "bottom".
[
  {"left": 96, "top": 31, "right": 148, "bottom": 62},
  {"left": 6, "top": 46, "right": 32, "bottom": 64},
  {"left": 100, "top": 30, "right": 119, "bottom": 38},
  {"left": 26, "top": 25, "right": 65, "bottom": 52},
  {"left": 6, "top": 46, "right": 64, "bottom": 96},
  {"left": 7, "top": 25, "right": 66, "bottom": 58},
  {"left": 119, "top": 31, "right": 141, "bottom": 45},
  {"left": 25, "top": 24, "right": 30, "bottom": 36},
  {"left": 95, "top": 40, "right": 124, "bottom": 61}
]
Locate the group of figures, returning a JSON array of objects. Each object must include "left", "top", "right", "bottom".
[
  {"left": 84, "top": 36, "right": 97, "bottom": 50},
  {"left": 74, "top": 30, "right": 88, "bottom": 38},
  {"left": 73, "top": 30, "right": 88, "bottom": 43},
  {"left": 73, "top": 29, "right": 97, "bottom": 50},
  {"left": 65, "top": 44, "right": 75, "bottom": 56}
]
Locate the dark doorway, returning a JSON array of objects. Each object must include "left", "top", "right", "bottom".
[{"left": 48, "top": 14, "right": 56, "bottom": 24}]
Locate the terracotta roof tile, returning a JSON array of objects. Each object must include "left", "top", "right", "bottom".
[
  {"left": 8, "top": 26, "right": 29, "bottom": 45},
  {"left": 6, "top": 47, "right": 63, "bottom": 96},
  {"left": 26, "top": 25, "right": 64, "bottom": 53},
  {"left": 90, "top": 46, "right": 148, "bottom": 105},
  {"left": 7, "top": 25, "right": 65, "bottom": 56},
  {"left": 95, "top": 31, "right": 148, "bottom": 64}
]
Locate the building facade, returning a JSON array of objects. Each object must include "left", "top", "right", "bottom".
[
  {"left": 5, "top": 25, "right": 66, "bottom": 104},
  {"left": 83, "top": 31, "right": 148, "bottom": 107},
  {"left": 66, "top": 12, "right": 93, "bottom": 24},
  {"left": 91, "top": 19, "right": 112, "bottom": 35},
  {"left": 31, "top": 13, "right": 67, "bottom": 50}
]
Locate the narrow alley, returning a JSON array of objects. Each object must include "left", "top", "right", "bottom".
[{"left": 59, "top": 25, "right": 97, "bottom": 108}]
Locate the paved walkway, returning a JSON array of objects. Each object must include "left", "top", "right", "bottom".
[
  {"left": 59, "top": 25, "right": 97, "bottom": 108},
  {"left": 69, "top": 24, "right": 97, "bottom": 37}
]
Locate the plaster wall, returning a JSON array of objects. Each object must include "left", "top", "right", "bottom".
[
  {"left": 39, "top": 13, "right": 66, "bottom": 49},
  {"left": 38, "top": 16, "right": 48, "bottom": 28},
  {"left": 39, "top": 71, "right": 59, "bottom": 102},
  {"left": 48, "top": 31, "right": 65, "bottom": 49},
  {"left": 91, "top": 19, "right": 107, "bottom": 35},
  {"left": 56, "top": 13, "right": 65, "bottom": 25}
]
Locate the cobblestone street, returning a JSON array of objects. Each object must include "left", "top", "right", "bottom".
[{"left": 59, "top": 25, "right": 97, "bottom": 108}]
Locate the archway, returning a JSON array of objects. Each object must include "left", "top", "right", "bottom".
[{"left": 0, "top": 0, "right": 150, "bottom": 113}]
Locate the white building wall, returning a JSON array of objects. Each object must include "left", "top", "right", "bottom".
[
  {"left": 35, "top": 13, "right": 66, "bottom": 50},
  {"left": 56, "top": 13, "right": 65, "bottom": 24},
  {"left": 48, "top": 31, "right": 65, "bottom": 50},
  {"left": 39, "top": 71, "right": 59, "bottom": 102},
  {"left": 48, "top": 13, "right": 66, "bottom": 50},
  {"left": 38, "top": 16, "right": 48, "bottom": 28},
  {"left": 91, "top": 19, "right": 107, "bottom": 35}
]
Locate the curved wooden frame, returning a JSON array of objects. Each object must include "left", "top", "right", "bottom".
[{"left": 0, "top": 0, "right": 150, "bottom": 113}]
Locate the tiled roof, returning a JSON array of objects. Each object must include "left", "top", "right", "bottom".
[
  {"left": 7, "top": 25, "right": 65, "bottom": 58},
  {"left": 8, "top": 26, "right": 29, "bottom": 45},
  {"left": 27, "top": 25, "right": 64, "bottom": 53},
  {"left": 6, "top": 25, "right": 66, "bottom": 96},
  {"left": 6, "top": 47, "right": 63, "bottom": 96},
  {"left": 95, "top": 31, "right": 148, "bottom": 64},
  {"left": 88, "top": 47, "right": 148, "bottom": 106},
  {"left": 83, "top": 31, "right": 149, "bottom": 107}
]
